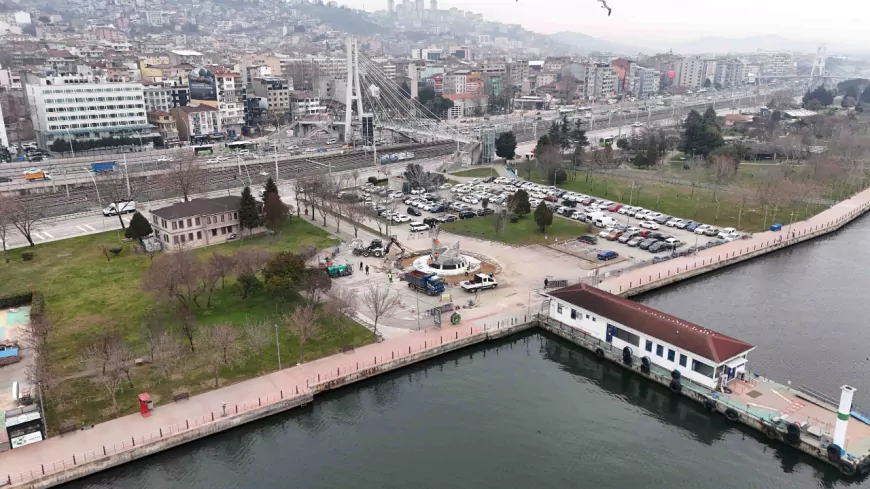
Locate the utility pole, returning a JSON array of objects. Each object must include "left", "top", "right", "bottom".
[{"left": 275, "top": 323, "right": 282, "bottom": 370}]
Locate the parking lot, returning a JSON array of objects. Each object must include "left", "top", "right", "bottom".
[{"left": 360, "top": 174, "right": 748, "bottom": 268}]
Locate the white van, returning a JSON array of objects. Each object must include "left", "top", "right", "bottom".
[
  {"left": 587, "top": 211, "right": 605, "bottom": 224},
  {"left": 409, "top": 222, "right": 430, "bottom": 233},
  {"left": 594, "top": 216, "right": 617, "bottom": 228}
]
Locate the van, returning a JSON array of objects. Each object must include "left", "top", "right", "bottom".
[
  {"left": 594, "top": 216, "right": 617, "bottom": 228},
  {"left": 409, "top": 222, "right": 430, "bottom": 233}
]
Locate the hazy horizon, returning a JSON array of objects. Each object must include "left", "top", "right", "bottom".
[{"left": 341, "top": 0, "right": 869, "bottom": 50}]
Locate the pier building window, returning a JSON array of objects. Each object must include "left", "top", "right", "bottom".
[
  {"left": 570, "top": 309, "right": 577, "bottom": 319},
  {"left": 667, "top": 349, "right": 675, "bottom": 362},
  {"left": 556, "top": 304, "right": 563, "bottom": 314},
  {"left": 612, "top": 326, "right": 640, "bottom": 347},
  {"left": 679, "top": 354, "right": 687, "bottom": 367},
  {"left": 656, "top": 345, "right": 663, "bottom": 357},
  {"left": 645, "top": 340, "right": 653, "bottom": 352},
  {"left": 692, "top": 360, "right": 715, "bottom": 378}
]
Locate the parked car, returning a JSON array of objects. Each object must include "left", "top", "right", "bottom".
[
  {"left": 458, "top": 210, "right": 476, "bottom": 219},
  {"left": 627, "top": 237, "right": 644, "bottom": 247},
  {"left": 666, "top": 218, "right": 684, "bottom": 228},
  {"left": 717, "top": 227, "right": 737, "bottom": 239},
  {"left": 407, "top": 207, "right": 422, "bottom": 216},
  {"left": 607, "top": 203, "right": 623, "bottom": 212},
  {"left": 581, "top": 198, "right": 596, "bottom": 206},
  {"left": 618, "top": 206, "right": 635, "bottom": 215},
  {"left": 578, "top": 235, "right": 598, "bottom": 245},
  {"left": 440, "top": 214, "right": 458, "bottom": 223},
  {"left": 676, "top": 220, "right": 693, "bottom": 230},
  {"left": 606, "top": 229, "right": 623, "bottom": 241},
  {"left": 653, "top": 214, "right": 672, "bottom": 225},
  {"left": 597, "top": 250, "right": 619, "bottom": 261},
  {"left": 694, "top": 224, "right": 712, "bottom": 235},
  {"left": 639, "top": 238, "right": 657, "bottom": 250},
  {"left": 409, "top": 222, "right": 430, "bottom": 232},
  {"left": 392, "top": 214, "right": 411, "bottom": 223},
  {"left": 648, "top": 241, "right": 672, "bottom": 253},
  {"left": 477, "top": 208, "right": 495, "bottom": 216},
  {"left": 664, "top": 238, "right": 683, "bottom": 248},
  {"left": 686, "top": 222, "right": 702, "bottom": 232},
  {"left": 639, "top": 220, "right": 659, "bottom": 230},
  {"left": 618, "top": 231, "right": 638, "bottom": 244},
  {"left": 634, "top": 209, "right": 649, "bottom": 219},
  {"left": 703, "top": 227, "right": 720, "bottom": 237}
]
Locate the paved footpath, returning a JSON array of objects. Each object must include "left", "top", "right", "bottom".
[{"left": 0, "top": 304, "right": 535, "bottom": 486}]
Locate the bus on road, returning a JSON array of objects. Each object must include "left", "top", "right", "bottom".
[
  {"left": 226, "top": 141, "right": 259, "bottom": 152},
  {"left": 599, "top": 136, "right": 614, "bottom": 147},
  {"left": 192, "top": 145, "right": 214, "bottom": 156}
]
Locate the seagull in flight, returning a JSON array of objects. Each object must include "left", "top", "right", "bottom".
[{"left": 597, "top": 0, "right": 612, "bottom": 16}]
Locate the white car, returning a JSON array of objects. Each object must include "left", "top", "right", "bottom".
[
  {"left": 646, "top": 212, "right": 663, "bottom": 220},
  {"left": 598, "top": 229, "right": 612, "bottom": 238},
  {"left": 639, "top": 220, "right": 659, "bottom": 230},
  {"left": 439, "top": 184, "right": 452, "bottom": 190},
  {"left": 326, "top": 139, "right": 337, "bottom": 144},
  {"left": 392, "top": 214, "right": 411, "bottom": 223},
  {"left": 286, "top": 145, "right": 299, "bottom": 150},
  {"left": 717, "top": 227, "right": 737, "bottom": 239},
  {"left": 666, "top": 218, "right": 684, "bottom": 228},
  {"left": 411, "top": 188, "right": 425, "bottom": 195},
  {"left": 634, "top": 209, "right": 650, "bottom": 219},
  {"left": 723, "top": 234, "right": 742, "bottom": 242},
  {"left": 694, "top": 224, "right": 712, "bottom": 235},
  {"left": 304, "top": 148, "right": 316, "bottom": 153},
  {"left": 469, "top": 178, "right": 481, "bottom": 184},
  {"left": 156, "top": 156, "right": 171, "bottom": 162},
  {"left": 206, "top": 158, "right": 219, "bottom": 164},
  {"left": 618, "top": 206, "right": 634, "bottom": 215},
  {"left": 632, "top": 122, "right": 644, "bottom": 127},
  {"left": 404, "top": 197, "right": 416, "bottom": 205},
  {"left": 462, "top": 196, "right": 479, "bottom": 205},
  {"left": 529, "top": 198, "right": 541, "bottom": 208}
]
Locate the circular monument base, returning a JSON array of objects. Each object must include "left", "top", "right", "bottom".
[{"left": 412, "top": 254, "right": 482, "bottom": 276}]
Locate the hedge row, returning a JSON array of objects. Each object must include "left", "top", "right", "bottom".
[{"left": 0, "top": 292, "right": 33, "bottom": 310}]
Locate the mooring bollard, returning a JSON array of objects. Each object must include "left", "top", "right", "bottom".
[
  {"left": 132, "top": 437, "right": 135, "bottom": 446},
  {"left": 73, "top": 455, "right": 76, "bottom": 466},
  {"left": 160, "top": 428, "right": 163, "bottom": 437}
]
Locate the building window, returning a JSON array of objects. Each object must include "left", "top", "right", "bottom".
[
  {"left": 692, "top": 360, "right": 715, "bottom": 378},
  {"left": 178, "top": 220, "right": 184, "bottom": 229},
  {"left": 679, "top": 354, "right": 688, "bottom": 367},
  {"left": 211, "top": 229, "right": 217, "bottom": 237},
  {"left": 187, "top": 219, "right": 192, "bottom": 227},
  {"left": 221, "top": 214, "right": 225, "bottom": 222},
  {"left": 585, "top": 314, "right": 589, "bottom": 319},
  {"left": 188, "top": 233, "right": 193, "bottom": 241},
  {"left": 221, "top": 227, "right": 227, "bottom": 235},
  {"left": 207, "top": 216, "right": 212, "bottom": 225},
  {"left": 612, "top": 326, "right": 640, "bottom": 347},
  {"left": 163, "top": 235, "right": 169, "bottom": 243},
  {"left": 173, "top": 235, "right": 178, "bottom": 244},
  {"left": 556, "top": 304, "right": 563, "bottom": 314},
  {"left": 171, "top": 221, "right": 177, "bottom": 230},
  {"left": 197, "top": 231, "right": 202, "bottom": 240},
  {"left": 667, "top": 349, "right": 676, "bottom": 362},
  {"left": 233, "top": 212, "right": 238, "bottom": 219},
  {"left": 656, "top": 345, "right": 663, "bottom": 357},
  {"left": 195, "top": 217, "right": 201, "bottom": 225},
  {"left": 570, "top": 309, "right": 577, "bottom": 319},
  {"left": 592, "top": 317, "right": 597, "bottom": 322},
  {"left": 645, "top": 340, "right": 653, "bottom": 352}
]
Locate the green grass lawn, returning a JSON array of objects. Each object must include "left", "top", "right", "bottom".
[
  {"left": 451, "top": 167, "right": 499, "bottom": 178},
  {"left": 441, "top": 213, "right": 591, "bottom": 245},
  {"left": 526, "top": 171, "right": 825, "bottom": 232},
  {"left": 0, "top": 218, "right": 375, "bottom": 428}
]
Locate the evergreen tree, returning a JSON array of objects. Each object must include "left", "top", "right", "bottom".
[
  {"left": 495, "top": 131, "right": 518, "bottom": 160},
  {"left": 263, "top": 193, "right": 290, "bottom": 233},
  {"left": 239, "top": 186, "right": 260, "bottom": 235},
  {"left": 507, "top": 189, "right": 531, "bottom": 217},
  {"left": 533, "top": 201, "right": 553, "bottom": 233},
  {"left": 263, "top": 177, "right": 279, "bottom": 200},
  {"left": 124, "top": 212, "right": 153, "bottom": 241}
]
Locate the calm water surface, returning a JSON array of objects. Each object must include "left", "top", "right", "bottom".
[{"left": 64, "top": 216, "right": 870, "bottom": 489}]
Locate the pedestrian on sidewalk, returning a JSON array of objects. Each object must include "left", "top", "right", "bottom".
[
  {"left": 388, "top": 272, "right": 393, "bottom": 283},
  {"left": 544, "top": 277, "right": 549, "bottom": 288},
  {"left": 359, "top": 261, "right": 363, "bottom": 270}
]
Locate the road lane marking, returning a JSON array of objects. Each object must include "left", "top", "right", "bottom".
[
  {"left": 77, "top": 226, "right": 87, "bottom": 232},
  {"left": 123, "top": 217, "right": 131, "bottom": 224},
  {"left": 32, "top": 232, "right": 45, "bottom": 241},
  {"left": 42, "top": 231, "right": 54, "bottom": 239},
  {"left": 85, "top": 225, "right": 96, "bottom": 231}
]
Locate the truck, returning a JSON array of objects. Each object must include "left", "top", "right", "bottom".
[
  {"left": 325, "top": 263, "right": 353, "bottom": 278},
  {"left": 91, "top": 162, "right": 117, "bottom": 173},
  {"left": 460, "top": 273, "right": 498, "bottom": 292},
  {"left": 23, "top": 169, "right": 51, "bottom": 182},
  {"left": 102, "top": 200, "right": 136, "bottom": 216},
  {"left": 403, "top": 270, "right": 446, "bottom": 296}
]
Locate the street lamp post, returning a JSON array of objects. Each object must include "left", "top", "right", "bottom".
[
  {"left": 65, "top": 128, "right": 75, "bottom": 159},
  {"left": 83, "top": 168, "right": 106, "bottom": 229},
  {"left": 274, "top": 323, "right": 282, "bottom": 370}
]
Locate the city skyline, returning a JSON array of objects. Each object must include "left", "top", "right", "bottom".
[{"left": 350, "top": 0, "right": 869, "bottom": 50}]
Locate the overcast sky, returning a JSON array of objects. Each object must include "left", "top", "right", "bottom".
[{"left": 343, "top": 0, "right": 868, "bottom": 49}]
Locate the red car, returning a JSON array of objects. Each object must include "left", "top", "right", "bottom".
[
  {"left": 638, "top": 229, "right": 652, "bottom": 238},
  {"left": 581, "top": 198, "right": 596, "bottom": 206},
  {"left": 544, "top": 195, "right": 559, "bottom": 202},
  {"left": 607, "top": 203, "right": 623, "bottom": 212}
]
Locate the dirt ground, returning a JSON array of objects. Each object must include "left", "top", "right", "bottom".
[{"left": 398, "top": 255, "right": 498, "bottom": 284}]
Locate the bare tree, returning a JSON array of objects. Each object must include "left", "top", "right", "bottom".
[
  {"left": 284, "top": 305, "right": 319, "bottom": 360},
  {"left": 97, "top": 172, "right": 132, "bottom": 230},
  {"left": 326, "top": 287, "right": 358, "bottom": 333},
  {"left": 537, "top": 146, "right": 564, "bottom": 186},
  {"left": 292, "top": 178, "right": 304, "bottom": 218},
  {"left": 345, "top": 203, "right": 368, "bottom": 238},
  {"left": 200, "top": 323, "right": 241, "bottom": 387},
  {"left": 162, "top": 149, "right": 208, "bottom": 202},
  {"left": 311, "top": 174, "right": 337, "bottom": 227},
  {"left": 88, "top": 333, "right": 134, "bottom": 411},
  {"left": 301, "top": 268, "right": 332, "bottom": 306},
  {"left": 143, "top": 250, "right": 206, "bottom": 311},
  {"left": 234, "top": 248, "right": 270, "bottom": 277},
  {"left": 0, "top": 196, "right": 13, "bottom": 262},
  {"left": 208, "top": 253, "right": 237, "bottom": 289},
  {"left": 5, "top": 198, "right": 44, "bottom": 247},
  {"left": 151, "top": 330, "right": 183, "bottom": 379},
  {"left": 242, "top": 320, "right": 273, "bottom": 372},
  {"left": 360, "top": 284, "right": 399, "bottom": 338},
  {"left": 710, "top": 155, "right": 737, "bottom": 201}
]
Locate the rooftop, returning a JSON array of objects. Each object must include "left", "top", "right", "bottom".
[
  {"left": 547, "top": 284, "right": 755, "bottom": 364},
  {"left": 169, "top": 49, "right": 203, "bottom": 56},
  {"left": 152, "top": 196, "right": 241, "bottom": 220}
]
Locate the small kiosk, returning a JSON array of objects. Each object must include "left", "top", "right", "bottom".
[
  {"left": 4, "top": 405, "right": 45, "bottom": 449},
  {"left": 138, "top": 393, "right": 153, "bottom": 418}
]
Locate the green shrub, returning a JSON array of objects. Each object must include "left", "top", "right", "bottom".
[
  {"left": 21, "top": 251, "right": 33, "bottom": 261},
  {"left": 0, "top": 292, "right": 33, "bottom": 309}
]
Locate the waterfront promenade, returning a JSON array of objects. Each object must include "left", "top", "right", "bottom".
[
  {"left": 599, "top": 186, "right": 870, "bottom": 296},
  {"left": 0, "top": 307, "right": 531, "bottom": 488}
]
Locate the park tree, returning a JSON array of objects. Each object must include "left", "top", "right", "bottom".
[
  {"left": 679, "top": 109, "right": 724, "bottom": 158},
  {"left": 300, "top": 267, "right": 332, "bottom": 306},
  {"left": 200, "top": 323, "right": 240, "bottom": 387},
  {"left": 263, "top": 251, "right": 307, "bottom": 299},
  {"left": 0, "top": 197, "right": 12, "bottom": 262},
  {"left": 703, "top": 78, "right": 712, "bottom": 88},
  {"left": 162, "top": 150, "right": 207, "bottom": 202},
  {"left": 507, "top": 189, "right": 531, "bottom": 217},
  {"left": 263, "top": 192, "right": 290, "bottom": 233},
  {"left": 263, "top": 177, "right": 279, "bottom": 201},
  {"left": 860, "top": 85, "right": 870, "bottom": 104},
  {"left": 533, "top": 201, "right": 553, "bottom": 233},
  {"left": 538, "top": 146, "right": 567, "bottom": 184},
  {"left": 802, "top": 87, "right": 835, "bottom": 108},
  {"left": 4, "top": 197, "right": 44, "bottom": 247},
  {"left": 285, "top": 305, "right": 319, "bottom": 360},
  {"left": 242, "top": 320, "right": 273, "bottom": 372},
  {"left": 124, "top": 211, "right": 153, "bottom": 241},
  {"left": 404, "top": 163, "right": 445, "bottom": 189},
  {"left": 710, "top": 155, "right": 738, "bottom": 201},
  {"left": 495, "top": 131, "right": 517, "bottom": 160},
  {"left": 361, "top": 284, "right": 398, "bottom": 338},
  {"left": 616, "top": 138, "right": 630, "bottom": 150},
  {"left": 239, "top": 186, "right": 260, "bottom": 235}
]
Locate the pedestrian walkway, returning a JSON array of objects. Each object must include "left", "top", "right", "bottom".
[{"left": 0, "top": 309, "right": 538, "bottom": 486}]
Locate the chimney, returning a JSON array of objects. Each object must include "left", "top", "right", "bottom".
[{"left": 832, "top": 385, "right": 856, "bottom": 450}]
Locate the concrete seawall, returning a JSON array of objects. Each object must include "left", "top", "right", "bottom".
[{"left": 11, "top": 321, "right": 534, "bottom": 489}]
